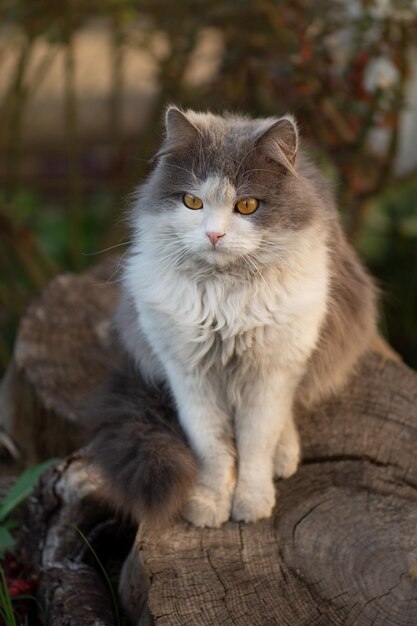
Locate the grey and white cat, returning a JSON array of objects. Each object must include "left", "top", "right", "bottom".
[{"left": 93, "top": 107, "right": 377, "bottom": 528}]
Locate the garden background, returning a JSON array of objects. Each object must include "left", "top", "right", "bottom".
[{"left": 1, "top": 0, "right": 417, "bottom": 376}]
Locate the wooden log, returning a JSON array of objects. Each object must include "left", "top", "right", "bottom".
[
  {"left": 4, "top": 259, "right": 417, "bottom": 624},
  {"left": 21, "top": 452, "right": 134, "bottom": 626},
  {"left": 0, "top": 257, "right": 121, "bottom": 463},
  {"left": 121, "top": 352, "right": 417, "bottom": 626}
]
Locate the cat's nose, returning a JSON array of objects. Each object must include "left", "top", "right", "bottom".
[{"left": 206, "top": 231, "right": 225, "bottom": 247}]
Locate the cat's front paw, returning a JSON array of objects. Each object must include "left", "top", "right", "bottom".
[
  {"left": 231, "top": 482, "right": 276, "bottom": 523},
  {"left": 182, "top": 484, "right": 232, "bottom": 528},
  {"left": 273, "top": 444, "right": 300, "bottom": 479}
]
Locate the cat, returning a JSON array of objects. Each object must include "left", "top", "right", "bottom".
[{"left": 89, "top": 106, "right": 377, "bottom": 528}]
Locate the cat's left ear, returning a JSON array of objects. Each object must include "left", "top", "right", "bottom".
[{"left": 256, "top": 115, "right": 299, "bottom": 171}]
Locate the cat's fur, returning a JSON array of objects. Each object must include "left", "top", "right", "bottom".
[{"left": 89, "top": 107, "right": 377, "bottom": 527}]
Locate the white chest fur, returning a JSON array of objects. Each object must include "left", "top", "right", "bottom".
[{"left": 124, "top": 233, "right": 330, "bottom": 378}]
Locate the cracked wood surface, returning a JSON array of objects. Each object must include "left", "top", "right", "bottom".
[
  {"left": 0, "top": 257, "right": 120, "bottom": 463},
  {"left": 123, "top": 353, "right": 417, "bottom": 626},
  {"left": 5, "top": 259, "right": 417, "bottom": 625}
]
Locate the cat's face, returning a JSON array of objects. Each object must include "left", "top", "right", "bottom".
[
  {"left": 155, "top": 171, "right": 265, "bottom": 267},
  {"left": 136, "top": 108, "right": 317, "bottom": 267}
]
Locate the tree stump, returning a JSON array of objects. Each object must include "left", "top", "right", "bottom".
[
  {"left": 0, "top": 257, "right": 121, "bottom": 464},
  {"left": 3, "top": 260, "right": 417, "bottom": 625}
]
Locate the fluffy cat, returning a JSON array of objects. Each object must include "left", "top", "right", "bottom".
[{"left": 89, "top": 107, "right": 377, "bottom": 528}]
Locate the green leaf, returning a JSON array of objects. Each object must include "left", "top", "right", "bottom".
[
  {"left": 0, "top": 459, "right": 58, "bottom": 523},
  {"left": 0, "top": 526, "right": 15, "bottom": 553},
  {"left": 3, "top": 519, "right": 17, "bottom": 531}
]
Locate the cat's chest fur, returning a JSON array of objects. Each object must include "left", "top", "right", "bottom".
[{"left": 125, "top": 242, "right": 329, "bottom": 373}]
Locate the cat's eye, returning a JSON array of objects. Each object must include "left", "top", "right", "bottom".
[
  {"left": 183, "top": 193, "right": 203, "bottom": 210},
  {"left": 235, "top": 198, "right": 259, "bottom": 215}
]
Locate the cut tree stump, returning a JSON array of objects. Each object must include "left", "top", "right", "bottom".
[
  {"left": 2, "top": 259, "right": 417, "bottom": 625},
  {"left": 120, "top": 351, "right": 417, "bottom": 626},
  {"left": 0, "top": 257, "right": 121, "bottom": 464}
]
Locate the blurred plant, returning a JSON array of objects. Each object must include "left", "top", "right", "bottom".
[
  {"left": 0, "top": 459, "right": 57, "bottom": 555},
  {"left": 358, "top": 178, "right": 417, "bottom": 368},
  {"left": 0, "top": 0, "right": 417, "bottom": 371},
  {"left": 1, "top": 555, "right": 47, "bottom": 626},
  {"left": 0, "top": 459, "right": 56, "bottom": 625},
  {"left": 204, "top": 1, "right": 416, "bottom": 236},
  {"left": 0, "top": 566, "right": 17, "bottom": 626},
  {"left": 0, "top": 560, "right": 42, "bottom": 626}
]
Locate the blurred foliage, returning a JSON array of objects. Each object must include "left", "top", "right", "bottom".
[
  {"left": 0, "top": 458, "right": 57, "bottom": 555},
  {"left": 358, "top": 179, "right": 417, "bottom": 365},
  {"left": 0, "top": 0, "right": 417, "bottom": 373}
]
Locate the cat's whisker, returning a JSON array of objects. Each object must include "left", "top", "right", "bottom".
[
  {"left": 238, "top": 183, "right": 276, "bottom": 196},
  {"left": 243, "top": 252, "right": 274, "bottom": 298},
  {"left": 154, "top": 244, "right": 195, "bottom": 272},
  {"left": 234, "top": 146, "right": 260, "bottom": 176},
  {"left": 156, "top": 248, "right": 188, "bottom": 266},
  {"left": 243, "top": 168, "right": 287, "bottom": 177},
  {"left": 92, "top": 275, "right": 125, "bottom": 287},
  {"left": 260, "top": 240, "right": 303, "bottom": 257},
  {"left": 101, "top": 246, "right": 134, "bottom": 286},
  {"left": 83, "top": 240, "right": 135, "bottom": 256},
  {"left": 162, "top": 162, "right": 198, "bottom": 180}
]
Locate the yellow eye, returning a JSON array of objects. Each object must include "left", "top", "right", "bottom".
[
  {"left": 183, "top": 193, "right": 203, "bottom": 210},
  {"left": 235, "top": 198, "right": 259, "bottom": 215}
]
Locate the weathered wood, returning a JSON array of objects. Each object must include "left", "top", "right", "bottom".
[
  {"left": 121, "top": 353, "right": 417, "bottom": 626},
  {"left": 4, "top": 260, "right": 417, "bottom": 625},
  {"left": 0, "top": 257, "right": 121, "bottom": 463},
  {"left": 21, "top": 453, "right": 134, "bottom": 626}
]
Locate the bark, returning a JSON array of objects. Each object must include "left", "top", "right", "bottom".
[{"left": 21, "top": 453, "right": 134, "bottom": 626}]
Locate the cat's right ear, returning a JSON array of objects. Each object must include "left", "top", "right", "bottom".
[
  {"left": 256, "top": 115, "right": 299, "bottom": 175},
  {"left": 155, "top": 107, "right": 201, "bottom": 159}
]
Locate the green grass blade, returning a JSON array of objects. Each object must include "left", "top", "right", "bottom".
[
  {"left": 74, "top": 526, "right": 121, "bottom": 626},
  {"left": 0, "top": 459, "right": 58, "bottom": 523},
  {"left": 0, "top": 565, "right": 17, "bottom": 626}
]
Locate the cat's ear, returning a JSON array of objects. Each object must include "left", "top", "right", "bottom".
[
  {"left": 256, "top": 115, "right": 299, "bottom": 172},
  {"left": 157, "top": 106, "right": 200, "bottom": 157}
]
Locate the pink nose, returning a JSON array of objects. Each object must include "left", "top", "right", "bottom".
[{"left": 206, "top": 231, "right": 225, "bottom": 247}]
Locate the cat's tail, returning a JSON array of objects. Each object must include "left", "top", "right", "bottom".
[{"left": 85, "top": 363, "right": 197, "bottom": 527}]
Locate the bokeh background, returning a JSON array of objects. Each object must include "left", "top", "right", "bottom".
[{"left": 1, "top": 0, "right": 417, "bottom": 375}]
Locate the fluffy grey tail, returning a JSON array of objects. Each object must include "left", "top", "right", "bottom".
[{"left": 86, "top": 363, "right": 197, "bottom": 526}]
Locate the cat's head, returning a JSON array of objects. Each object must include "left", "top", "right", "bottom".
[{"left": 134, "top": 107, "right": 325, "bottom": 267}]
